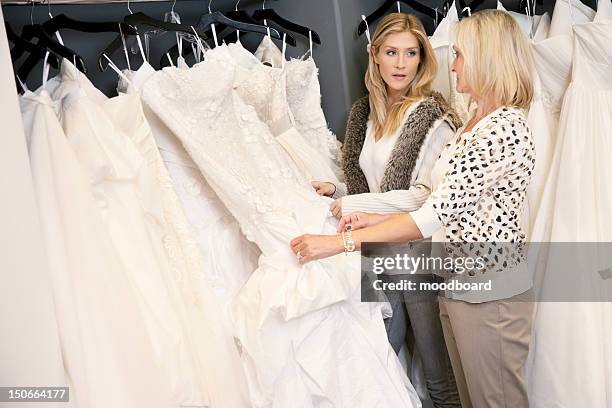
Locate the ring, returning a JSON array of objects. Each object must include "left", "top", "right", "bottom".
[{"left": 296, "top": 251, "right": 304, "bottom": 260}]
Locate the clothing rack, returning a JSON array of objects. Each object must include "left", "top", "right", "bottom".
[{"left": 1, "top": 0, "right": 279, "bottom": 6}]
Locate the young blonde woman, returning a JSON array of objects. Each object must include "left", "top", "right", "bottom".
[
  {"left": 312, "top": 13, "right": 462, "bottom": 408},
  {"left": 293, "top": 10, "right": 535, "bottom": 408}
]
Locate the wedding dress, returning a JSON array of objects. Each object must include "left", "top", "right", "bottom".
[
  {"left": 141, "top": 53, "right": 421, "bottom": 408},
  {"left": 522, "top": 13, "right": 552, "bottom": 237},
  {"left": 21, "top": 70, "right": 174, "bottom": 408},
  {"left": 119, "top": 60, "right": 259, "bottom": 300},
  {"left": 116, "top": 59, "right": 255, "bottom": 407},
  {"left": 429, "top": 1, "right": 472, "bottom": 122},
  {"left": 209, "top": 38, "right": 340, "bottom": 184},
  {"left": 527, "top": 2, "right": 612, "bottom": 407},
  {"left": 254, "top": 37, "right": 343, "bottom": 179},
  {"left": 529, "top": 0, "right": 595, "bottom": 244},
  {"left": 48, "top": 60, "right": 205, "bottom": 407}
]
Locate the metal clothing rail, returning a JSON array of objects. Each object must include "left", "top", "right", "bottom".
[{"left": 1, "top": 0, "right": 278, "bottom": 6}]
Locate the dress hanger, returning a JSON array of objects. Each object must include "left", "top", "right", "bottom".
[
  {"left": 252, "top": 0, "right": 321, "bottom": 44},
  {"left": 6, "top": 22, "right": 59, "bottom": 70},
  {"left": 13, "top": 1, "right": 86, "bottom": 79},
  {"left": 196, "top": 0, "right": 283, "bottom": 41},
  {"left": 219, "top": 0, "right": 297, "bottom": 46},
  {"left": 357, "top": 0, "right": 444, "bottom": 35},
  {"left": 160, "top": 0, "right": 283, "bottom": 68},
  {"left": 98, "top": 0, "right": 209, "bottom": 71}
]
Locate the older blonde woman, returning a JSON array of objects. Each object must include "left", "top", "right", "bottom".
[
  {"left": 292, "top": 10, "right": 535, "bottom": 407},
  {"left": 312, "top": 13, "right": 462, "bottom": 407}
]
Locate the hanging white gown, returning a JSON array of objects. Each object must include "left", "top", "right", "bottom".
[
  {"left": 47, "top": 60, "right": 205, "bottom": 407},
  {"left": 522, "top": 13, "right": 552, "bottom": 238},
  {"left": 527, "top": 2, "right": 612, "bottom": 407},
  {"left": 253, "top": 37, "right": 343, "bottom": 179},
  {"left": 528, "top": 0, "right": 595, "bottom": 245},
  {"left": 211, "top": 39, "right": 340, "bottom": 184},
  {"left": 141, "top": 53, "right": 421, "bottom": 408},
  {"left": 21, "top": 85, "right": 175, "bottom": 408},
  {"left": 117, "top": 59, "right": 255, "bottom": 408},
  {"left": 429, "top": 1, "right": 472, "bottom": 122},
  {"left": 119, "top": 60, "right": 259, "bottom": 302}
]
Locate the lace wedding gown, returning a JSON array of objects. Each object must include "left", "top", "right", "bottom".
[
  {"left": 21, "top": 72, "right": 175, "bottom": 408},
  {"left": 117, "top": 59, "right": 255, "bottom": 407},
  {"left": 208, "top": 39, "right": 340, "bottom": 184},
  {"left": 527, "top": 2, "right": 612, "bottom": 407},
  {"left": 254, "top": 37, "right": 342, "bottom": 178},
  {"left": 141, "top": 53, "right": 421, "bottom": 408}
]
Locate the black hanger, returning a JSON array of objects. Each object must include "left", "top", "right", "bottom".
[
  {"left": 18, "top": 14, "right": 139, "bottom": 82},
  {"left": 41, "top": 13, "right": 138, "bottom": 36},
  {"left": 98, "top": 12, "right": 210, "bottom": 71},
  {"left": 196, "top": 10, "right": 283, "bottom": 40},
  {"left": 357, "top": 0, "right": 445, "bottom": 36},
  {"left": 252, "top": 8, "right": 321, "bottom": 44},
  {"left": 218, "top": 9, "right": 297, "bottom": 46},
  {"left": 5, "top": 22, "right": 59, "bottom": 69},
  {"left": 12, "top": 24, "right": 85, "bottom": 70},
  {"left": 16, "top": 24, "right": 86, "bottom": 82},
  {"left": 125, "top": 11, "right": 209, "bottom": 37},
  {"left": 159, "top": 10, "right": 284, "bottom": 69}
]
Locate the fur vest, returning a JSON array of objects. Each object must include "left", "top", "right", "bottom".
[{"left": 341, "top": 92, "right": 462, "bottom": 194}]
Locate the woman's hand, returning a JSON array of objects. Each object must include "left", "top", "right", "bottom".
[
  {"left": 330, "top": 198, "right": 342, "bottom": 219},
  {"left": 337, "top": 212, "right": 391, "bottom": 233},
  {"left": 311, "top": 181, "right": 336, "bottom": 197},
  {"left": 290, "top": 234, "right": 345, "bottom": 265}
]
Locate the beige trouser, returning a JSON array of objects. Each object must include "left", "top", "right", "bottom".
[{"left": 439, "top": 291, "right": 534, "bottom": 408}]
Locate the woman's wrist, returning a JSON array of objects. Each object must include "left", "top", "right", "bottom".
[
  {"left": 335, "top": 234, "right": 346, "bottom": 254},
  {"left": 328, "top": 183, "right": 337, "bottom": 197}
]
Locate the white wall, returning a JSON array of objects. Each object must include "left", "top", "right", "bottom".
[{"left": 0, "top": 9, "right": 66, "bottom": 407}]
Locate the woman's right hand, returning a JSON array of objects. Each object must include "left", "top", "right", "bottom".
[{"left": 311, "top": 181, "right": 336, "bottom": 197}]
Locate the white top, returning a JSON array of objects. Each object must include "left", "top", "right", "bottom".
[
  {"left": 338, "top": 120, "right": 455, "bottom": 216},
  {"left": 358, "top": 119, "right": 402, "bottom": 193},
  {"left": 427, "top": 132, "right": 455, "bottom": 243}
]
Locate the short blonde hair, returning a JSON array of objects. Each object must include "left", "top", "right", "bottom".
[
  {"left": 365, "top": 13, "right": 437, "bottom": 136},
  {"left": 454, "top": 9, "right": 533, "bottom": 108}
]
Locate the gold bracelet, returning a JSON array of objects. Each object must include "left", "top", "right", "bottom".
[{"left": 342, "top": 225, "right": 356, "bottom": 254}]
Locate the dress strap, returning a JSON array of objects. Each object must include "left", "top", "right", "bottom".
[
  {"left": 211, "top": 23, "right": 219, "bottom": 47},
  {"left": 281, "top": 33, "right": 287, "bottom": 69},
  {"left": 135, "top": 34, "right": 146, "bottom": 63},
  {"left": 190, "top": 26, "right": 208, "bottom": 58},
  {"left": 308, "top": 30, "right": 313, "bottom": 58},
  {"left": 48, "top": 12, "right": 65, "bottom": 45},
  {"left": 118, "top": 23, "right": 131, "bottom": 71},
  {"left": 16, "top": 74, "right": 29, "bottom": 93},
  {"left": 361, "top": 15, "right": 372, "bottom": 46},
  {"left": 103, "top": 54, "right": 133, "bottom": 87},
  {"left": 42, "top": 51, "right": 51, "bottom": 88},
  {"left": 166, "top": 52, "right": 176, "bottom": 67}
]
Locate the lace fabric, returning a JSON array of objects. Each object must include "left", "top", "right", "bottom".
[{"left": 141, "top": 56, "right": 421, "bottom": 408}]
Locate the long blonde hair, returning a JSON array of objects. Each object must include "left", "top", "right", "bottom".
[
  {"left": 365, "top": 13, "right": 437, "bottom": 136},
  {"left": 454, "top": 10, "right": 533, "bottom": 108}
]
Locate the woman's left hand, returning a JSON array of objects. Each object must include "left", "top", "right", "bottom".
[
  {"left": 330, "top": 198, "right": 342, "bottom": 219},
  {"left": 290, "top": 234, "right": 345, "bottom": 265}
]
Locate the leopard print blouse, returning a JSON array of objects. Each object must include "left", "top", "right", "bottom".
[{"left": 412, "top": 106, "right": 536, "bottom": 243}]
